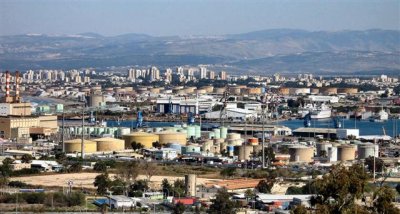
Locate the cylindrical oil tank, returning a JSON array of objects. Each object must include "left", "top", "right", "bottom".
[
  {"left": 195, "top": 126, "right": 201, "bottom": 139},
  {"left": 337, "top": 88, "right": 358, "bottom": 94},
  {"left": 123, "top": 87, "right": 133, "bottom": 92},
  {"left": 105, "top": 87, "right": 114, "bottom": 93},
  {"left": 227, "top": 139, "right": 242, "bottom": 146},
  {"left": 337, "top": 145, "right": 356, "bottom": 161},
  {"left": 310, "top": 88, "right": 320, "bottom": 94},
  {"left": 64, "top": 139, "right": 97, "bottom": 153},
  {"left": 157, "top": 131, "right": 187, "bottom": 145},
  {"left": 122, "top": 132, "right": 159, "bottom": 149},
  {"left": 187, "top": 126, "right": 196, "bottom": 138},
  {"left": 213, "top": 138, "right": 225, "bottom": 144},
  {"left": 208, "top": 132, "right": 215, "bottom": 139},
  {"left": 88, "top": 94, "right": 105, "bottom": 107},
  {"left": 320, "top": 87, "right": 337, "bottom": 95},
  {"left": 149, "top": 88, "right": 161, "bottom": 93},
  {"left": 279, "top": 87, "right": 290, "bottom": 95},
  {"left": 316, "top": 142, "right": 332, "bottom": 157},
  {"left": 200, "top": 86, "right": 214, "bottom": 93},
  {"left": 201, "top": 140, "right": 213, "bottom": 152},
  {"left": 91, "top": 85, "right": 102, "bottom": 92},
  {"left": 220, "top": 142, "right": 228, "bottom": 153},
  {"left": 185, "top": 174, "right": 197, "bottom": 197},
  {"left": 93, "top": 137, "right": 125, "bottom": 152},
  {"left": 328, "top": 146, "right": 338, "bottom": 162},
  {"left": 220, "top": 127, "right": 228, "bottom": 139},
  {"left": 227, "top": 133, "right": 241, "bottom": 140},
  {"left": 289, "top": 146, "right": 314, "bottom": 162},
  {"left": 213, "top": 129, "right": 221, "bottom": 139},
  {"left": 115, "top": 88, "right": 125, "bottom": 94},
  {"left": 247, "top": 138, "right": 259, "bottom": 146},
  {"left": 235, "top": 145, "right": 254, "bottom": 161},
  {"left": 196, "top": 89, "right": 206, "bottom": 94},
  {"left": 213, "top": 87, "right": 226, "bottom": 94},
  {"left": 211, "top": 143, "right": 221, "bottom": 154},
  {"left": 358, "top": 144, "right": 378, "bottom": 159}
]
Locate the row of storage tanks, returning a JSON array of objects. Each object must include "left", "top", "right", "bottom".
[
  {"left": 278, "top": 87, "right": 358, "bottom": 95},
  {"left": 66, "top": 126, "right": 131, "bottom": 138},
  {"left": 282, "top": 142, "right": 379, "bottom": 163},
  {"left": 64, "top": 137, "right": 125, "bottom": 153},
  {"left": 122, "top": 125, "right": 230, "bottom": 149}
]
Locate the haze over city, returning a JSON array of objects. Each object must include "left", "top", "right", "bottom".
[{"left": 1, "top": 0, "right": 399, "bottom": 36}]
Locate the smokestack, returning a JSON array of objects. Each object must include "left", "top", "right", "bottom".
[
  {"left": 5, "top": 70, "right": 10, "bottom": 98},
  {"left": 15, "top": 71, "right": 20, "bottom": 103}
]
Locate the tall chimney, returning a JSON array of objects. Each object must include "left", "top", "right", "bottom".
[
  {"left": 15, "top": 71, "right": 20, "bottom": 103},
  {"left": 5, "top": 70, "right": 10, "bottom": 98}
]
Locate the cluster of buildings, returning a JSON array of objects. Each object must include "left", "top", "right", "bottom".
[
  {"left": 0, "top": 68, "right": 399, "bottom": 212},
  {"left": 127, "top": 66, "right": 228, "bottom": 83}
]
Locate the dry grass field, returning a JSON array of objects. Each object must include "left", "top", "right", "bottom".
[{"left": 10, "top": 172, "right": 220, "bottom": 190}]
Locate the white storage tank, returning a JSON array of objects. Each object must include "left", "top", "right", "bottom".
[{"left": 220, "top": 126, "right": 228, "bottom": 139}]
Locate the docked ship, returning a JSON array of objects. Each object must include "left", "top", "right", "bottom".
[
  {"left": 299, "top": 103, "right": 332, "bottom": 119},
  {"left": 369, "top": 109, "right": 389, "bottom": 122}
]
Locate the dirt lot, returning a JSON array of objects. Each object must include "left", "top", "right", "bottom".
[{"left": 10, "top": 173, "right": 220, "bottom": 190}]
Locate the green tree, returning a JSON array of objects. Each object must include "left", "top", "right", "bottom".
[
  {"left": 3, "top": 157, "right": 14, "bottom": 166},
  {"left": 142, "top": 162, "right": 158, "bottom": 181},
  {"left": 55, "top": 152, "right": 67, "bottom": 162},
  {"left": 173, "top": 179, "right": 186, "bottom": 197},
  {"left": 291, "top": 204, "right": 309, "bottom": 214},
  {"left": 258, "top": 147, "right": 275, "bottom": 166},
  {"left": 256, "top": 179, "right": 275, "bottom": 193},
  {"left": 312, "top": 164, "right": 369, "bottom": 213},
  {"left": 93, "top": 161, "right": 108, "bottom": 172},
  {"left": 116, "top": 161, "right": 139, "bottom": 184},
  {"left": 21, "top": 154, "right": 34, "bottom": 163},
  {"left": 94, "top": 172, "right": 111, "bottom": 195},
  {"left": 152, "top": 141, "right": 162, "bottom": 148},
  {"left": 173, "top": 202, "right": 186, "bottom": 214},
  {"left": 68, "top": 162, "right": 82, "bottom": 173},
  {"left": 208, "top": 188, "right": 237, "bottom": 214},
  {"left": 128, "top": 179, "right": 149, "bottom": 197},
  {"left": 372, "top": 185, "right": 399, "bottom": 214},
  {"left": 162, "top": 179, "right": 173, "bottom": 197},
  {"left": 244, "top": 189, "right": 255, "bottom": 201},
  {"left": 365, "top": 156, "right": 385, "bottom": 173},
  {"left": 131, "top": 141, "right": 144, "bottom": 151},
  {"left": 110, "top": 177, "right": 127, "bottom": 195},
  {"left": 68, "top": 192, "right": 85, "bottom": 206}
]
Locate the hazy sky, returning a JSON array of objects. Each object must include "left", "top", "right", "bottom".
[{"left": 0, "top": 0, "right": 399, "bottom": 36}]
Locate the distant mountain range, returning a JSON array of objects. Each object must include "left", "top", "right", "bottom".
[{"left": 0, "top": 29, "right": 399, "bottom": 74}]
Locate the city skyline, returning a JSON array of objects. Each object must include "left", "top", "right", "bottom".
[{"left": 0, "top": 0, "right": 399, "bottom": 36}]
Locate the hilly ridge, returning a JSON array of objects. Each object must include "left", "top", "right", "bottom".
[{"left": 0, "top": 29, "right": 399, "bottom": 74}]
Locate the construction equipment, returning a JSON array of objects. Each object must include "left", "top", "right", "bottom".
[
  {"left": 187, "top": 112, "right": 195, "bottom": 125},
  {"left": 219, "top": 92, "right": 229, "bottom": 126},
  {"left": 136, "top": 111, "right": 143, "bottom": 128}
]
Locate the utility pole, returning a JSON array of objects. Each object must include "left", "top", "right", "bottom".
[
  {"left": 262, "top": 104, "right": 266, "bottom": 169},
  {"left": 81, "top": 102, "right": 85, "bottom": 159},
  {"left": 62, "top": 111, "right": 65, "bottom": 152}
]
